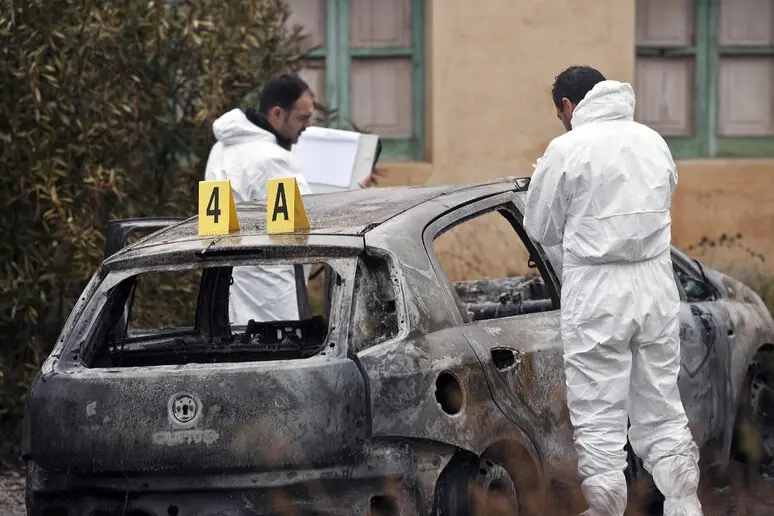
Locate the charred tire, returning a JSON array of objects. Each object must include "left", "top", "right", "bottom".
[
  {"left": 24, "top": 468, "right": 42, "bottom": 516},
  {"left": 434, "top": 453, "right": 519, "bottom": 516},
  {"left": 731, "top": 349, "right": 774, "bottom": 482},
  {"left": 24, "top": 465, "right": 77, "bottom": 516}
]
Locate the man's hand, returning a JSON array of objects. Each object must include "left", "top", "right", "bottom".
[{"left": 358, "top": 170, "right": 381, "bottom": 188}]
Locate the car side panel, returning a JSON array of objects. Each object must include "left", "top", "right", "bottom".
[
  {"left": 712, "top": 272, "right": 774, "bottom": 454},
  {"left": 356, "top": 326, "right": 538, "bottom": 458},
  {"left": 677, "top": 301, "right": 727, "bottom": 446},
  {"left": 459, "top": 311, "right": 578, "bottom": 481}
]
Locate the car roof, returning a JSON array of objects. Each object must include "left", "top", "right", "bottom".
[{"left": 103, "top": 177, "right": 527, "bottom": 268}]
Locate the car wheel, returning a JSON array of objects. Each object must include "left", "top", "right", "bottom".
[
  {"left": 24, "top": 466, "right": 70, "bottom": 516},
  {"left": 732, "top": 350, "right": 774, "bottom": 481},
  {"left": 434, "top": 453, "right": 519, "bottom": 516}
]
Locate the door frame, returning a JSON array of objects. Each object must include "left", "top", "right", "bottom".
[{"left": 421, "top": 192, "right": 561, "bottom": 325}]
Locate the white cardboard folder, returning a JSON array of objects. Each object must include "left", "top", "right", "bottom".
[{"left": 292, "top": 126, "right": 380, "bottom": 194}]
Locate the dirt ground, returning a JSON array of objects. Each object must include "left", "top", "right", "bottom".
[
  {"left": 0, "top": 467, "right": 25, "bottom": 516},
  {"left": 625, "top": 471, "right": 774, "bottom": 516},
  {"left": 1, "top": 464, "right": 772, "bottom": 515}
]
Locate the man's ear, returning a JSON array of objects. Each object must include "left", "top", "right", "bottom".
[
  {"left": 268, "top": 105, "right": 283, "bottom": 122},
  {"left": 562, "top": 97, "right": 576, "bottom": 117}
]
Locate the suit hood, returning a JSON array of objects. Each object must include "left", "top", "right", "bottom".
[
  {"left": 212, "top": 108, "right": 276, "bottom": 146},
  {"left": 571, "top": 80, "right": 636, "bottom": 129}
]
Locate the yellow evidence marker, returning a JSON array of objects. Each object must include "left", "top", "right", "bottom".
[
  {"left": 266, "top": 177, "right": 310, "bottom": 234},
  {"left": 198, "top": 179, "right": 240, "bottom": 236}
]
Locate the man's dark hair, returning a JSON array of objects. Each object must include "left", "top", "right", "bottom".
[
  {"left": 551, "top": 66, "right": 606, "bottom": 109},
  {"left": 258, "top": 73, "right": 311, "bottom": 115}
]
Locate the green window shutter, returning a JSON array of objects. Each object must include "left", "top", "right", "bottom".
[
  {"left": 635, "top": 0, "right": 774, "bottom": 158},
  {"left": 293, "top": 0, "right": 426, "bottom": 161}
]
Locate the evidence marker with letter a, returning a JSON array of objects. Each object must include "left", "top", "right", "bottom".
[{"left": 266, "top": 177, "right": 310, "bottom": 234}]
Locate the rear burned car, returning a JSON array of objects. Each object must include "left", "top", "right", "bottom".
[
  {"left": 22, "top": 239, "right": 408, "bottom": 515},
  {"left": 37, "top": 179, "right": 774, "bottom": 515}
]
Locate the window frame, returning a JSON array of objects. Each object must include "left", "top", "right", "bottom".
[
  {"left": 124, "top": 268, "right": 202, "bottom": 336},
  {"left": 671, "top": 248, "right": 719, "bottom": 302},
  {"left": 304, "top": 0, "right": 426, "bottom": 162},
  {"left": 422, "top": 193, "right": 561, "bottom": 326},
  {"left": 636, "top": 0, "right": 774, "bottom": 159},
  {"left": 347, "top": 250, "right": 408, "bottom": 353},
  {"left": 71, "top": 257, "right": 359, "bottom": 368}
]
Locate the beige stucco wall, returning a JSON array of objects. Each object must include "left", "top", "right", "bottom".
[
  {"left": 425, "top": 0, "right": 636, "bottom": 185},
  {"left": 377, "top": 0, "right": 774, "bottom": 279},
  {"left": 380, "top": 0, "right": 637, "bottom": 278},
  {"left": 672, "top": 160, "right": 774, "bottom": 276}
]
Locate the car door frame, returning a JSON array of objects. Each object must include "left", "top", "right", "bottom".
[
  {"left": 104, "top": 217, "right": 187, "bottom": 258},
  {"left": 671, "top": 247, "right": 729, "bottom": 446},
  {"left": 421, "top": 191, "right": 561, "bottom": 323},
  {"left": 103, "top": 218, "right": 187, "bottom": 340},
  {"left": 420, "top": 191, "right": 574, "bottom": 472}
]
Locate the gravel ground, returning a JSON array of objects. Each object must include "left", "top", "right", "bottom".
[
  {"left": 0, "top": 468, "right": 25, "bottom": 516},
  {"left": 1, "top": 466, "right": 772, "bottom": 515}
]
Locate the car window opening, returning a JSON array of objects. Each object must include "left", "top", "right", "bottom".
[
  {"left": 433, "top": 208, "right": 557, "bottom": 323},
  {"left": 85, "top": 260, "right": 343, "bottom": 368},
  {"left": 349, "top": 254, "right": 401, "bottom": 353}
]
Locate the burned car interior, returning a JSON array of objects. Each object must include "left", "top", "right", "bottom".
[
  {"left": 429, "top": 200, "right": 561, "bottom": 323},
  {"left": 84, "top": 251, "right": 407, "bottom": 368},
  {"left": 87, "top": 261, "right": 345, "bottom": 368}
]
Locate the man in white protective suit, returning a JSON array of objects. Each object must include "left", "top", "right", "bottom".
[
  {"left": 523, "top": 65, "right": 703, "bottom": 516},
  {"left": 204, "top": 74, "right": 315, "bottom": 325}
]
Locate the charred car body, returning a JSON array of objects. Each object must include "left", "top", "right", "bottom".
[{"left": 23, "top": 178, "right": 774, "bottom": 515}]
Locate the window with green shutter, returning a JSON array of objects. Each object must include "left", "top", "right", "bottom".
[
  {"left": 635, "top": 0, "right": 774, "bottom": 159},
  {"left": 288, "top": 0, "right": 426, "bottom": 162}
]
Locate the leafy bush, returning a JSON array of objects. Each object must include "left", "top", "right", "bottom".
[
  {"left": 740, "top": 273, "right": 774, "bottom": 316},
  {"left": 684, "top": 233, "right": 773, "bottom": 315},
  {"left": 0, "top": 0, "right": 306, "bottom": 460}
]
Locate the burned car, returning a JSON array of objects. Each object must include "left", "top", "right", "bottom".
[{"left": 22, "top": 178, "right": 774, "bottom": 515}]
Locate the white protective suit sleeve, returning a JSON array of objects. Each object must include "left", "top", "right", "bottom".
[
  {"left": 523, "top": 142, "right": 569, "bottom": 248},
  {"left": 542, "top": 243, "right": 564, "bottom": 280},
  {"left": 669, "top": 153, "right": 679, "bottom": 198}
]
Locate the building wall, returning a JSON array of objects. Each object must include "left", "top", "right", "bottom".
[
  {"left": 377, "top": 0, "right": 774, "bottom": 278},
  {"left": 672, "top": 160, "right": 774, "bottom": 276},
  {"left": 380, "top": 0, "right": 638, "bottom": 277},
  {"left": 425, "top": 0, "right": 635, "bottom": 186}
]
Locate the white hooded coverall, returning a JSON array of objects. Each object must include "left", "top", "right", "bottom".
[
  {"left": 523, "top": 81, "right": 703, "bottom": 516},
  {"left": 204, "top": 108, "right": 312, "bottom": 325}
]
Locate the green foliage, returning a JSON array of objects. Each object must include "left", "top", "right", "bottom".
[
  {"left": 129, "top": 270, "right": 203, "bottom": 330},
  {"left": 757, "top": 277, "right": 774, "bottom": 315},
  {"left": 0, "top": 0, "right": 306, "bottom": 460},
  {"left": 685, "top": 233, "right": 774, "bottom": 315},
  {"left": 742, "top": 273, "right": 774, "bottom": 316}
]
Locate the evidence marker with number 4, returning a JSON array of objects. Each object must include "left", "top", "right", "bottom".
[
  {"left": 198, "top": 179, "right": 240, "bottom": 236},
  {"left": 266, "top": 177, "right": 309, "bottom": 234}
]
